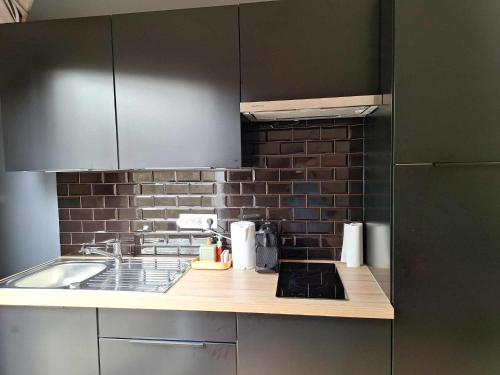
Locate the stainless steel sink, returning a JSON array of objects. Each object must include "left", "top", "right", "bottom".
[{"left": 0, "top": 258, "right": 191, "bottom": 293}]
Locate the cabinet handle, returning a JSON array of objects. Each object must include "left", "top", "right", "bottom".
[
  {"left": 432, "top": 161, "right": 500, "bottom": 167},
  {"left": 127, "top": 339, "right": 206, "bottom": 349}
]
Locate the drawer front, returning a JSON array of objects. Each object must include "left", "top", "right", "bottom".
[
  {"left": 98, "top": 309, "right": 236, "bottom": 342},
  {"left": 100, "top": 338, "right": 236, "bottom": 375}
]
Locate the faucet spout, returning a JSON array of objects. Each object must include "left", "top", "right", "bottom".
[{"left": 80, "top": 240, "right": 123, "bottom": 266}]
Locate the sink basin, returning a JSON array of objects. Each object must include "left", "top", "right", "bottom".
[
  {"left": 0, "top": 258, "right": 191, "bottom": 292},
  {"left": 8, "top": 262, "right": 107, "bottom": 288}
]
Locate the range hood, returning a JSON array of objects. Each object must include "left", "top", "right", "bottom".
[{"left": 241, "top": 95, "right": 382, "bottom": 122}]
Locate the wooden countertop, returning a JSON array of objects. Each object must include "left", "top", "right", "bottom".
[{"left": 0, "top": 259, "right": 394, "bottom": 320}]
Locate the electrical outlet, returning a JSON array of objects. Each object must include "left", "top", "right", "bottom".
[{"left": 176, "top": 214, "right": 218, "bottom": 230}]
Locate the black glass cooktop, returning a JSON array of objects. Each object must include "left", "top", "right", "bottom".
[{"left": 276, "top": 262, "right": 346, "bottom": 300}]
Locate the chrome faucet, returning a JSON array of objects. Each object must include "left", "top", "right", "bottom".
[{"left": 79, "top": 240, "right": 123, "bottom": 266}]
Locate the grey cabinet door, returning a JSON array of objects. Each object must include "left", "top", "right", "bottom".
[
  {"left": 240, "top": 0, "right": 380, "bottom": 102},
  {"left": 0, "top": 307, "right": 99, "bottom": 375},
  {"left": 393, "top": 165, "right": 500, "bottom": 374},
  {"left": 237, "top": 314, "right": 391, "bottom": 375},
  {"left": 100, "top": 338, "right": 236, "bottom": 375},
  {"left": 112, "top": 6, "right": 241, "bottom": 169},
  {"left": 0, "top": 17, "right": 118, "bottom": 171},
  {"left": 394, "top": 1, "right": 500, "bottom": 163}
]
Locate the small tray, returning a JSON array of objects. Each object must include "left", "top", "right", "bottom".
[{"left": 192, "top": 256, "right": 232, "bottom": 270}]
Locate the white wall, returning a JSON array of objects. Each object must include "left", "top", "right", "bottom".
[{"left": 29, "top": 0, "right": 276, "bottom": 21}]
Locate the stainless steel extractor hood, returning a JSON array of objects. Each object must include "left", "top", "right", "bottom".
[{"left": 240, "top": 95, "right": 382, "bottom": 122}]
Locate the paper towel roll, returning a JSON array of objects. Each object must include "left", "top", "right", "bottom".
[
  {"left": 230, "top": 221, "right": 256, "bottom": 270},
  {"left": 341, "top": 222, "right": 363, "bottom": 268}
]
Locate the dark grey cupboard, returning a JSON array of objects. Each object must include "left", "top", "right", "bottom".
[
  {"left": 98, "top": 309, "right": 237, "bottom": 375},
  {"left": 393, "top": 165, "right": 500, "bottom": 374},
  {"left": 112, "top": 6, "right": 241, "bottom": 169},
  {"left": 237, "top": 314, "right": 391, "bottom": 375},
  {"left": 0, "top": 307, "right": 99, "bottom": 375},
  {"left": 394, "top": 1, "right": 500, "bottom": 164},
  {"left": 0, "top": 17, "right": 118, "bottom": 171},
  {"left": 240, "top": 0, "right": 380, "bottom": 102}
]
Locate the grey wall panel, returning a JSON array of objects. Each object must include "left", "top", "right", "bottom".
[
  {"left": 0, "top": 104, "right": 59, "bottom": 279},
  {"left": 393, "top": 165, "right": 500, "bottom": 374},
  {"left": 29, "top": 0, "right": 276, "bottom": 21},
  {"left": 0, "top": 17, "right": 118, "bottom": 171},
  {"left": 237, "top": 314, "right": 391, "bottom": 375},
  {"left": 0, "top": 307, "right": 99, "bottom": 375},
  {"left": 113, "top": 6, "right": 241, "bottom": 169}
]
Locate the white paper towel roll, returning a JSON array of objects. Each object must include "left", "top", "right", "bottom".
[
  {"left": 230, "top": 221, "right": 256, "bottom": 270},
  {"left": 341, "top": 222, "right": 363, "bottom": 268}
]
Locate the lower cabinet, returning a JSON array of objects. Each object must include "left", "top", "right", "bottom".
[
  {"left": 0, "top": 307, "right": 99, "bottom": 375},
  {"left": 237, "top": 314, "right": 391, "bottom": 375},
  {"left": 97, "top": 309, "right": 237, "bottom": 375},
  {"left": 99, "top": 338, "right": 236, "bottom": 375}
]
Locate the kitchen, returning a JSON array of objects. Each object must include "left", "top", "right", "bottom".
[{"left": 0, "top": 1, "right": 498, "bottom": 375}]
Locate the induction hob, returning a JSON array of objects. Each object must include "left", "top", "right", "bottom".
[{"left": 276, "top": 262, "right": 346, "bottom": 300}]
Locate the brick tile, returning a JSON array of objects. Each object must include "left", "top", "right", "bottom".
[
  {"left": 293, "top": 156, "right": 320, "bottom": 168},
  {"left": 217, "top": 183, "right": 241, "bottom": 195},
  {"left": 308, "top": 248, "right": 335, "bottom": 260},
  {"left": 281, "top": 222, "right": 306, "bottom": 234},
  {"left": 141, "top": 184, "right": 164, "bottom": 195},
  {"left": 153, "top": 196, "right": 177, "bottom": 207},
  {"left": 308, "top": 195, "right": 333, "bottom": 207},
  {"left": 255, "top": 195, "right": 279, "bottom": 207},
  {"left": 57, "top": 172, "right": 79, "bottom": 183},
  {"left": 58, "top": 197, "right": 80, "bottom": 208},
  {"left": 106, "top": 221, "right": 130, "bottom": 232},
  {"left": 349, "top": 125, "right": 364, "bottom": 139},
  {"left": 60, "top": 233, "right": 71, "bottom": 245},
  {"left": 142, "top": 208, "right": 166, "bottom": 219},
  {"left": 201, "top": 170, "right": 226, "bottom": 182},
  {"left": 217, "top": 208, "right": 241, "bottom": 220},
  {"left": 241, "top": 182, "right": 266, "bottom": 194},
  {"left": 280, "top": 169, "right": 306, "bottom": 181},
  {"left": 83, "top": 220, "right": 105, "bottom": 232},
  {"left": 92, "top": 184, "right": 115, "bottom": 195},
  {"left": 335, "top": 139, "right": 363, "bottom": 153},
  {"left": 294, "top": 208, "right": 320, "bottom": 220},
  {"left": 294, "top": 182, "right": 320, "bottom": 194},
  {"left": 335, "top": 195, "right": 363, "bottom": 208},
  {"left": 255, "top": 142, "right": 280, "bottom": 155},
  {"left": 321, "top": 208, "right": 348, "bottom": 220},
  {"left": 267, "top": 129, "right": 292, "bottom": 141},
  {"left": 72, "top": 233, "right": 95, "bottom": 244},
  {"left": 267, "top": 182, "right": 292, "bottom": 194},
  {"left": 178, "top": 196, "right": 202, "bottom": 207},
  {"left": 93, "top": 209, "right": 116, "bottom": 220},
  {"left": 308, "top": 222, "right": 334, "bottom": 234},
  {"left": 70, "top": 209, "right": 93, "bottom": 220},
  {"left": 255, "top": 169, "right": 279, "bottom": 181},
  {"left": 322, "top": 127, "right": 348, "bottom": 140},
  {"left": 81, "top": 196, "right": 104, "bottom": 208},
  {"left": 80, "top": 172, "right": 103, "bottom": 183},
  {"left": 295, "top": 236, "right": 320, "bottom": 247},
  {"left": 280, "top": 195, "right": 306, "bottom": 207},
  {"left": 105, "top": 196, "right": 129, "bottom": 208},
  {"left": 58, "top": 209, "right": 70, "bottom": 220},
  {"left": 128, "top": 171, "right": 153, "bottom": 183},
  {"left": 242, "top": 208, "right": 267, "bottom": 221},
  {"left": 153, "top": 171, "right": 175, "bottom": 182},
  {"left": 226, "top": 196, "right": 253, "bottom": 207},
  {"left": 130, "top": 196, "right": 154, "bottom": 207},
  {"left": 104, "top": 172, "right": 128, "bottom": 183},
  {"left": 349, "top": 154, "right": 364, "bottom": 167},
  {"left": 336, "top": 167, "right": 363, "bottom": 181},
  {"left": 307, "top": 141, "right": 333, "bottom": 154},
  {"left": 268, "top": 208, "right": 293, "bottom": 220},
  {"left": 117, "top": 184, "right": 140, "bottom": 195},
  {"left": 118, "top": 208, "right": 141, "bottom": 220},
  {"left": 227, "top": 170, "right": 253, "bottom": 182},
  {"left": 57, "top": 184, "right": 68, "bottom": 196},
  {"left": 189, "top": 183, "right": 214, "bottom": 194},
  {"left": 321, "top": 181, "right": 348, "bottom": 194},
  {"left": 321, "top": 154, "right": 347, "bottom": 167},
  {"left": 307, "top": 168, "right": 333, "bottom": 180},
  {"left": 294, "top": 128, "right": 320, "bottom": 140},
  {"left": 165, "top": 183, "right": 189, "bottom": 195},
  {"left": 322, "top": 235, "right": 343, "bottom": 247},
  {"left": 280, "top": 248, "right": 307, "bottom": 260},
  {"left": 59, "top": 221, "right": 82, "bottom": 233},
  {"left": 266, "top": 156, "right": 292, "bottom": 168},
  {"left": 280, "top": 142, "right": 305, "bottom": 154},
  {"left": 176, "top": 171, "right": 201, "bottom": 182}
]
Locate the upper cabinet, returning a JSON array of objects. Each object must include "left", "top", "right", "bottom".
[
  {"left": 394, "top": 1, "right": 500, "bottom": 164},
  {"left": 112, "top": 6, "right": 241, "bottom": 169},
  {"left": 0, "top": 17, "right": 118, "bottom": 171},
  {"left": 239, "top": 0, "right": 380, "bottom": 102}
]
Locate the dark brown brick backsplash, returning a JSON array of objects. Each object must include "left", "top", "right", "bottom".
[{"left": 56, "top": 119, "right": 364, "bottom": 260}]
